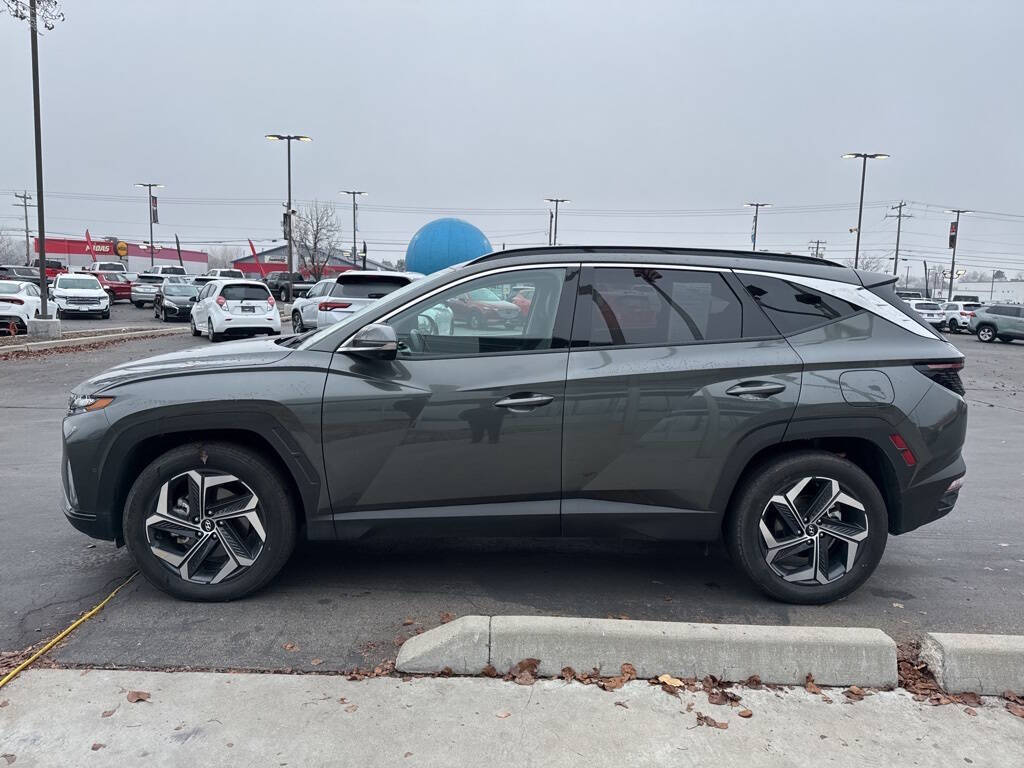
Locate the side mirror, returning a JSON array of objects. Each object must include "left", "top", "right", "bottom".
[
  {"left": 189, "top": 296, "right": 197, "bottom": 303},
  {"left": 343, "top": 323, "right": 398, "bottom": 360}
]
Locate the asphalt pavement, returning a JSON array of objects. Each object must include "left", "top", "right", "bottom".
[{"left": 1, "top": 330, "right": 1022, "bottom": 674}]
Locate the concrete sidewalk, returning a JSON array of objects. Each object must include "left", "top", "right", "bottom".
[{"left": 2, "top": 669, "right": 1022, "bottom": 767}]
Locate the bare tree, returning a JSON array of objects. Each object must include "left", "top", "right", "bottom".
[
  {"left": 0, "top": 231, "right": 22, "bottom": 263},
  {"left": 293, "top": 201, "right": 343, "bottom": 281},
  {"left": 2, "top": 0, "right": 64, "bottom": 29},
  {"left": 207, "top": 245, "right": 244, "bottom": 270}
]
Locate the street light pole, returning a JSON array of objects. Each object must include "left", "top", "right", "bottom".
[
  {"left": 544, "top": 198, "right": 569, "bottom": 246},
  {"left": 28, "top": 0, "right": 50, "bottom": 317},
  {"left": 842, "top": 152, "right": 890, "bottom": 268},
  {"left": 265, "top": 134, "right": 312, "bottom": 301},
  {"left": 340, "top": 190, "right": 367, "bottom": 268},
  {"left": 134, "top": 183, "right": 163, "bottom": 268},
  {"left": 945, "top": 208, "right": 972, "bottom": 301},
  {"left": 744, "top": 202, "right": 771, "bottom": 251}
]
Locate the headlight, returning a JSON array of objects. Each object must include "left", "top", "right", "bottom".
[
  {"left": 163, "top": 300, "right": 175, "bottom": 308},
  {"left": 67, "top": 394, "right": 114, "bottom": 415}
]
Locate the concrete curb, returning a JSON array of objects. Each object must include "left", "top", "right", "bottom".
[
  {"left": 396, "top": 615, "right": 898, "bottom": 687},
  {"left": 920, "top": 632, "right": 1024, "bottom": 695},
  {"left": 2, "top": 326, "right": 189, "bottom": 354}
]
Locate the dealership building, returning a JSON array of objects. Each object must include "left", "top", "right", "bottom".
[{"left": 34, "top": 236, "right": 209, "bottom": 274}]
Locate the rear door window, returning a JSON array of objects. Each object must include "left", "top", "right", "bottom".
[
  {"left": 578, "top": 267, "right": 744, "bottom": 347},
  {"left": 335, "top": 275, "right": 412, "bottom": 299},
  {"left": 740, "top": 274, "right": 862, "bottom": 335},
  {"left": 220, "top": 284, "right": 271, "bottom": 301}
]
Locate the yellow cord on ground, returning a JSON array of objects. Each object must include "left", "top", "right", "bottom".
[{"left": 0, "top": 571, "right": 138, "bottom": 690}]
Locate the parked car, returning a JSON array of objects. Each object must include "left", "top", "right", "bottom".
[
  {"left": 50, "top": 273, "right": 109, "bottom": 319},
  {"left": 0, "top": 264, "right": 47, "bottom": 288},
  {"left": 131, "top": 273, "right": 170, "bottom": 307},
  {"left": 203, "top": 268, "right": 245, "bottom": 279},
  {"left": 32, "top": 257, "right": 67, "bottom": 281},
  {"left": 907, "top": 299, "right": 946, "bottom": 329},
  {"left": 952, "top": 294, "right": 981, "bottom": 303},
  {"left": 291, "top": 271, "right": 422, "bottom": 332},
  {"left": 941, "top": 301, "right": 981, "bottom": 333},
  {"left": 142, "top": 265, "right": 188, "bottom": 276},
  {"left": 190, "top": 279, "right": 281, "bottom": 341},
  {"left": 94, "top": 272, "right": 133, "bottom": 303},
  {"left": 508, "top": 285, "right": 534, "bottom": 317},
  {"left": 82, "top": 261, "right": 129, "bottom": 275},
  {"left": 447, "top": 285, "right": 522, "bottom": 329},
  {"left": 0, "top": 279, "right": 43, "bottom": 333},
  {"left": 969, "top": 304, "right": 1024, "bottom": 343},
  {"left": 62, "top": 246, "right": 967, "bottom": 604},
  {"left": 153, "top": 282, "right": 200, "bottom": 322},
  {"left": 895, "top": 290, "right": 923, "bottom": 300},
  {"left": 265, "top": 271, "right": 314, "bottom": 301}
]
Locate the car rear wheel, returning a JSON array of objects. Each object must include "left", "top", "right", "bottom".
[
  {"left": 207, "top": 320, "right": 219, "bottom": 342},
  {"left": 947, "top": 319, "right": 959, "bottom": 333},
  {"left": 292, "top": 311, "right": 305, "bottom": 333},
  {"left": 134, "top": 301, "right": 145, "bottom": 309},
  {"left": 190, "top": 315, "right": 201, "bottom": 336},
  {"left": 725, "top": 450, "right": 888, "bottom": 604},
  {"left": 468, "top": 310, "right": 484, "bottom": 330},
  {"left": 977, "top": 324, "right": 996, "bottom": 342},
  {"left": 123, "top": 442, "right": 297, "bottom": 601}
]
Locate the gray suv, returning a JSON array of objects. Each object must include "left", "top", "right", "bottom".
[
  {"left": 61, "top": 247, "right": 967, "bottom": 604},
  {"left": 969, "top": 304, "right": 1024, "bottom": 343}
]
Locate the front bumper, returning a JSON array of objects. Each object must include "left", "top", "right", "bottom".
[
  {"left": 56, "top": 300, "right": 108, "bottom": 314},
  {"left": 61, "top": 416, "right": 120, "bottom": 542},
  {"left": 160, "top": 302, "right": 193, "bottom": 320}
]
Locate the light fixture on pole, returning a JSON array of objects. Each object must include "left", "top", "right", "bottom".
[
  {"left": 744, "top": 202, "right": 772, "bottom": 251},
  {"left": 340, "top": 190, "right": 367, "bottom": 268},
  {"left": 842, "top": 152, "right": 889, "bottom": 268},
  {"left": 544, "top": 198, "right": 570, "bottom": 246},
  {"left": 265, "top": 134, "right": 312, "bottom": 301},
  {"left": 134, "top": 183, "right": 164, "bottom": 267},
  {"left": 944, "top": 208, "right": 972, "bottom": 301}
]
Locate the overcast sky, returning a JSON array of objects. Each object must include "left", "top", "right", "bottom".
[{"left": 2, "top": 0, "right": 1023, "bottom": 277}]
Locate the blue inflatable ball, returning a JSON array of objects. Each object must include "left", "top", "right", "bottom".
[{"left": 405, "top": 218, "right": 492, "bottom": 275}]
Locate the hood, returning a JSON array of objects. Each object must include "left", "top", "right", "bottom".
[{"left": 74, "top": 337, "right": 293, "bottom": 394}]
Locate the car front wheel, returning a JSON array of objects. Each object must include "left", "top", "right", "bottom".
[
  {"left": 977, "top": 324, "right": 996, "bottom": 343},
  {"left": 292, "top": 312, "right": 304, "bottom": 333},
  {"left": 725, "top": 450, "right": 888, "bottom": 604},
  {"left": 123, "top": 442, "right": 297, "bottom": 601}
]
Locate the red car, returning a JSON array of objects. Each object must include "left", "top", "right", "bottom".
[
  {"left": 447, "top": 287, "right": 522, "bottom": 329},
  {"left": 31, "top": 258, "right": 67, "bottom": 282},
  {"left": 95, "top": 272, "right": 133, "bottom": 303},
  {"left": 509, "top": 286, "right": 534, "bottom": 317}
]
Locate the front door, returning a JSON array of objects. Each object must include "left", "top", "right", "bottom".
[
  {"left": 321, "top": 265, "right": 579, "bottom": 537},
  {"left": 561, "top": 265, "right": 802, "bottom": 538}
]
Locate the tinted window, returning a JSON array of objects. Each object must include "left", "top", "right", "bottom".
[
  {"left": 160, "top": 266, "right": 186, "bottom": 275},
  {"left": 220, "top": 284, "right": 271, "bottom": 301},
  {"left": 56, "top": 277, "right": 101, "bottom": 290},
  {"left": 165, "top": 285, "right": 198, "bottom": 297},
  {"left": 741, "top": 274, "right": 861, "bottom": 335},
  {"left": 388, "top": 268, "right": 568, "bottom": 357},
  {"left": 582, "top": 267, "right": 742, "bottom": 347},
  {"left": 914, "top": 302, "right": 942, "bottom": 311},
  {"left": 336, "top": 275, "right": 413, "bottom": 299}
]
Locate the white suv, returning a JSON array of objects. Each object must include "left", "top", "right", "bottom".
[
  {"left": 51, "top": 274, "right": 110, "bottom": 319},
  {"left": 203, "top": 268, "right": 245, "bottom": 279},
  {"left": 290, "top": 271, "right": 422, "bottom": 333},
  {"left": 191, "top": 280, "right": 281, "bottom": 342},
  {"left": 942, "top": 301, "right": 982, "bottom": 333},
  {"left": 142, "top": 265, "right": 188, "bottom": 277}
]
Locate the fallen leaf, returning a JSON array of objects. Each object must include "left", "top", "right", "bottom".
[
  {"left": 738, "top": 708, "right": 753, "bottom": 718},
  {"left": 1006, "top": 702, "right": 1024, "bottom": 719},
  {"left": 282, "top": 642, "right": 298, "bottom": 652},
  {"left": 964, "top": 707, "right": 978, "bottom": 716},
  {"left": 481, "top": 664, "right": 498, "bottom": 678},
  {"left": 804, "top": 674, "right": 822, "bottom": 695},
  {"left": 404, "top": 752, "right": 413, "bottom": 758},
  {"left": 958, "top": 691, "right": 982, "bottom": 708},
  {"left": 685, "top": 702, "right": 694, "bottom": 712},
  {"left": 439, "top": 612, "right": 455, "bottom": 624},
  {"left": 310, "top": 658, "right": 323, "bottom": 666},
  {"left": 821, "top": 694, "right": 834, "bottom": 704},
  {"left": 402, "top": 618, "right": 415, "bottom": 626},
  {"left": 338, "top": 697, "right": 347, "bottom": 704},
  {"left": 91, "top": 744, "right": 105, "bottom": 751},
  {"left": 439, "top": 666, "right": 453, "bottom": 677},
  {"left": 511, "top": 658, "right": 539, "bottom": 686},
  {"left": 101, "top": 708, "right": 116, "bottom": 718},
  {"left": 496, "top": 712, "right": 512, "bottom": 719},
  {"left": 743, "top": 675, "right": 762, "bottom": 689},
  {"left": 843, "top": 686, "right": 865, "bottom": 702},
  {"left": 707, "top": 690, "right": 729, "bottom": 706},
  {"left": 0, "top": 700, "right": 7, "bottom": 708},
  {"left": 1002, "top": 690, "right": 1024, "bottom": 705},
  {"left": 344, "top": 704, "right": 358, "bottom": 713},
  {"left": 614, "top": 700, "right": 629, "bottom": 709},
  {"left": 695, "top": 711, "right": 728, "bottom": 729},
  {"left": 621, "top": 663, "right": 637, "bottom": 681},
  {"left": 658, "top": 674, "right": 683, "bottom": 688},
  {"left": 560, "top": 666, "right": 575, "bottom": 682},
  {"left": 126, "top": 690, "right": 150, "bottom": 703}
]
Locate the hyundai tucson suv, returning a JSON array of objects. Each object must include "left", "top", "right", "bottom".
[
  {"left": 61, "top": 247, "right": 967, "bottom": 603},
  {"left": 969, "top": 304, "right": 1024, "bottom": 343}
]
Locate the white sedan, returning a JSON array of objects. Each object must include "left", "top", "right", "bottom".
[
  {"left": 190, "top": 279, "right": 281, "bottom": 342},
  {"left": 0, "top": 279, "right": 43, "bottom": 334}
]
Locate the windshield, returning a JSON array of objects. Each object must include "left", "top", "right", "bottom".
[
  {"left": 165, "top": 285, "right": 198, "bottom": 297},
  {"left": 160, "top": 267, "right": 186, "bottom": 274},
  {"left": 97, "top": 263, "right": 124, "bottom": 271},
  {"left": 218, "top": 270, "right": 244, "bottom": 278},
  {"left": 137, "top": 275, "right": 164, "bottom": 284},
  {"left": 334, "top": 275, "right": 413, "bottom": 299},
  {"left": 914, "top": 302, "right": 941, "bottom": 311},
  {"left": 56, "top": 277, "right": 101, "bottom": 290}
]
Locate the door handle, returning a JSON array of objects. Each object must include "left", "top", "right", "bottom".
[
  {"left": 494, "top": 393, "right": 555, "bottom": 412},
  {"left": 726, "top": 381, "right": 786, "bottom": 398}
]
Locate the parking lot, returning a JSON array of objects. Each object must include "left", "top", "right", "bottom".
[{"left": 2, "top": 330, "right": 1022, "bottom": 674}]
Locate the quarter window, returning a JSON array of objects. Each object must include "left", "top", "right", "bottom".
[
  {"left": 740, "top": 274, "right": 861, "bottom": 335},
  {"left": 579, "top": 267, "right": 743, "bottom": 347},
  {"left": 386, "top": 268, "right": 569, "bottom": 357}
]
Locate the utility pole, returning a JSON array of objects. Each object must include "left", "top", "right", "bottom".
[
  {"left": 904, "top": 264, "right": 910, "bottom": 288},
  {"left": 808, "top": 239, "right": 827, "bottom": 259},
  {"left": 265, "top": 134, "right": 312, "bottom": 301},
  {"left": 547, "top": 210, "right": 553, "bottom": 246},
  {"left": 340, "top": 190, "right": 367, "bottom": 268},
  {"left": 28, "top": 0, "right": 50, "bottom": 317},
  {"left": 886, "top": 201, "right": 911, "bottom": 276},
  {"left": 945, "top": 208, "right": 971, "bottom": 301},
  {"left": 544, "top": 198, "right": 569, "bottom": 246},
  {"left": 745, "top": 202, "right": 772, "bottom": 251},
  {"left": 923, "top": 261, "right": 930, "bottom": 299},
  {"left": 134, "top": 182, "right": 163, "bottom": 268},
  {"left": 13, "top": 192, "right": 35, "bottom": 265}
]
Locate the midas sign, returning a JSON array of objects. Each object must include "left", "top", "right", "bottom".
[{"left": 91, "top": 242, "right": 114, "bottom": 255}]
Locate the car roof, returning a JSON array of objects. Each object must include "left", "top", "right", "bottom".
[
  {"left": 0, "top": 279, "right": 29, "bottom": 288},
  {"left": 333, "top": 270, "right": 422, "bottom": 280}
]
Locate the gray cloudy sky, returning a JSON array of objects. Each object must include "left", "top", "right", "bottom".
[{"left": 2, "top": 0, "right": 1023, "bottom": 276}]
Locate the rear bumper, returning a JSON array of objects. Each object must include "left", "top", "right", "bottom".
[
  {"left": 892, "top": 454, "right": 966, "bottom": 534},
  {"left": 213, "top": 313, "right": 281, "bottom": 335}
]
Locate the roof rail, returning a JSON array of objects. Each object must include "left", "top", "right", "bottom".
[{"left": 468, "top": 245, "right": 843, "bottom": 268}]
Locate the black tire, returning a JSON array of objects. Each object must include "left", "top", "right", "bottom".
[
  {"left": 101, "top": 309, "right": 110, "bottom": 320},
  {"left": 725, "top": 450, "right": 888, "bottom": 605},
  {"left": 123, "top": 441, "right": 297, "bottom": 601},
  {"left": 977, "top": 324, "right": 996, "bottom": 343},
  {"left": 292, "top": 311, "right": 305, "bottom": 333},
  {"left": 207, "top": 320, "right": 220, "bottom": 343},
  {"left": 468, "top": 310, "right": 484, "bottom": 330},
  {"left": 947, "top": 319, "right": 958, "bottom": 333},
  {"left": 55, "top": 308, "right": 63, "bottom": 319},
  {"left": 106, "top": 290, "right": 116, "bottom": 304},
  {"left": 190, "top": 315, "right": 201, "bottom": 337},
  {"left": 134, "top": 301, "right": 146, "bottom": 309}
]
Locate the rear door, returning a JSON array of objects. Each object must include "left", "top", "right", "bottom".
[{"left": 561, "top": 264, "right": 801, "bottom": 538}]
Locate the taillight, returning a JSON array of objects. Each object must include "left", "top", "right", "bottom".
[
  {"left": 0, "top": 297, "right": 24, "bottom": 305},
  {"left": 914, "top": 361, "right": 965, "bottom": 396},
  {"left": 960, "top": 311, "right": 971, "bottom": 317},
  {"left": 889, "top": 434, "right": 918, "bottom": 467},
  {"left": 216, "top": 295, "right": 226, "bottom": 307},
  {"left": 318, "top": 301, "right": 351, "bottom": 311},
  {"left": 267, "top": 295, "right": 275, "bottom": 307}
]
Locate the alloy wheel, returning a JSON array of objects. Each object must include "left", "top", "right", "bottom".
[
  {"left": 292, "top": 312, "right": 303, "bottom": 333},
  {"left": 758, "top": 476, "right": 869, "bottom": 585},
  {"left": 978, "top": 326, "right": 995, "bottom": 342},
  {"left": 145, "top": 470, "right": 266, "bottom": 585}
]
